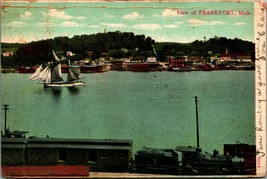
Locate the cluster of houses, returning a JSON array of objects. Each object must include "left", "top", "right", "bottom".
[
  {"left": 107, "top": 48, "right": 254, "bottom": 72},
  {"left": 2, "top": 48, "right": 255, "bottom": 73},
  {"left": 167, "top": 48, "right": 254, "bottom": 71}
]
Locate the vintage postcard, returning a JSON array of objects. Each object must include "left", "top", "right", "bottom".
[{"left": 0, "top": 0, "right": 266, "bottom": 178}]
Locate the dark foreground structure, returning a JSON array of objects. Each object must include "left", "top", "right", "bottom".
[
  {"left": 134, "top": 147, "right": 180, "bottom": 174},
  {"left": 1, "top": 134, "right": 255, "bottom": 176},
  {"left": 1, "top": 136, "right": 133, "bottom": 172}
]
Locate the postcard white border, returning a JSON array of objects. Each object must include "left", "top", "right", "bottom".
[
  {"left": 254, "top": 0, "right": 266, "bottom": 177},
  {"left": 1, "top": 0, "right": 266, "bottom": 177}
]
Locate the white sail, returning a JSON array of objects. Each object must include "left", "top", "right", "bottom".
[
  {"left": 58, "top": 63, "right": 62, "bottom": 78},
  {"left": 30, "top": 50, "right": 85, "bottom": 87},
  {"left": 51, "top": 51, "right": 64, "bottom": 82},
  {"left": 66, "top": 66, "right": 80, "bottom": 83},
  {"left": 51, "top": 63, "right": 63, "bottom": 82},
  {"left": 45, "top": 70, "right": 51, "bottom": 83},
  {"left": 29, "top": 65, "right": 43, "bottom": 80},
  {"left": 52, "top": 50, "right": 61, "bottom": 62},
  {"left": 37, "top": 66, "right": 47, "bottom": 81},
  {"left": 38, "top": 66, "right": 50, "bottom": 82}
]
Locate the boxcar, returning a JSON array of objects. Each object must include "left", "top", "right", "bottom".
[
  {"left": 2, "top": 137, "right": 133, "bottom": 172},
  {"left": 1, "top": 138, "right": 28, "bottom": 166},
  {"left": 26, "top": 138, "right": 133, "bottom": 171},
  {"left": 88, "top": 140, "right": 133, "bottom": 171}
]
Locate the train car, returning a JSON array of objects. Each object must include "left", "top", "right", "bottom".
[
  {"left": 26, "top": 138, "right": 88, "bottom": 165},
  {"left": 1, "top": 138, "right": 28, "bottom": 166},
  {"left": 134, "top": 147, "right": 180, "bottom": 174},
  {"left": 1, "top": 136, "right": 133, "bottom": 172},
  {"left": 26, "top": 137, "right": 133, "bottom": 171},
  {"left": 1, "top": 133, "right": 251, "bottom": 176}
]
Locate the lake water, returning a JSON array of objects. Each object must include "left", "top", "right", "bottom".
[{"left": 1, "top": 71, "right": 255, "bottom": 154}]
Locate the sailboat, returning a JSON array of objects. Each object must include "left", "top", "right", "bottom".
[{"left": 29, "top": 50, "right": 85, "bottom": 87}]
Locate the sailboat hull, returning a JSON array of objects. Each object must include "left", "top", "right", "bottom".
[{"left": 43, "top": 81, "right": 85, "bottom": 87}]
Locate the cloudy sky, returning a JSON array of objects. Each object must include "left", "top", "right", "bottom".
[{"left": 1, "top": 1, "right": 254, "bottom": 43}]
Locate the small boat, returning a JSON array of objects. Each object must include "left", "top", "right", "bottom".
[
  {"left": 29, "top": 51, "right": 85, "bottom": 87},
  {"left": 169, "top": 66, "right": 192, "bottom": 72}
]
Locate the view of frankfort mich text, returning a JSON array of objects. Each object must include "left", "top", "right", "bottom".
[{"left": 1, "top": 0, "right": 257, "bottom": 177}]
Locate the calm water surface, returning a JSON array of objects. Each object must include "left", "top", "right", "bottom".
[{"left": 1, "top": 71, "right": 255, "bottom": 153}]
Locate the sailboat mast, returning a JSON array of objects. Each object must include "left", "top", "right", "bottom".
[
  {"left": 50, "top": 63, "right": 53, "bottom": 83},
  {"left": 195, "top": 96, "right": 200, "bottom": 148}
]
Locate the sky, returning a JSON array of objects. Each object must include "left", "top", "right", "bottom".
[{"left": 1, "top": 1, "right": 254, "bottom": 43}]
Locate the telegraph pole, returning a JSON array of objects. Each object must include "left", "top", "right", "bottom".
[
  {"left": 3, "top": 104, "right": 10, "bottom": 136},
  {"left": 194, "top": 96, "right": 200, "bottom": 148}
]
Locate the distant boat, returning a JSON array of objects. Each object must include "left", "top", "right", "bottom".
[
  {"left": 18, "top": 66, "right": 36, "bottom": 73},
  {"left": 169, "top": 66, "right": 192, "bottom": 72},
  {"left": 29, "top": 50, "right": 85, "bottom": 87}
]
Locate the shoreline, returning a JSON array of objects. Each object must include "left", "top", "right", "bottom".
[{"left": 1, "top": 66, "right": 255, "bottom": 74}]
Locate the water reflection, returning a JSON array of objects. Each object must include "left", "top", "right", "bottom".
[
  {"left": 67, "top": 87, "right": 80, "bottom": 95},
  {"left": 44, "top": 87, "right": 62, "bottom": 100},
  {"left": 43, "top": 86, "right": 80, "bottom": 100}
]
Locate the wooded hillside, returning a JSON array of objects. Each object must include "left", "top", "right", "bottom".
[{"left": 1, "top": 31, "right": 255, "bottom": 67}]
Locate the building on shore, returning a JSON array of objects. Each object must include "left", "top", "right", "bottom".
[{"left": 2, "top": 52, "right": 14, "bottom": 57}]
